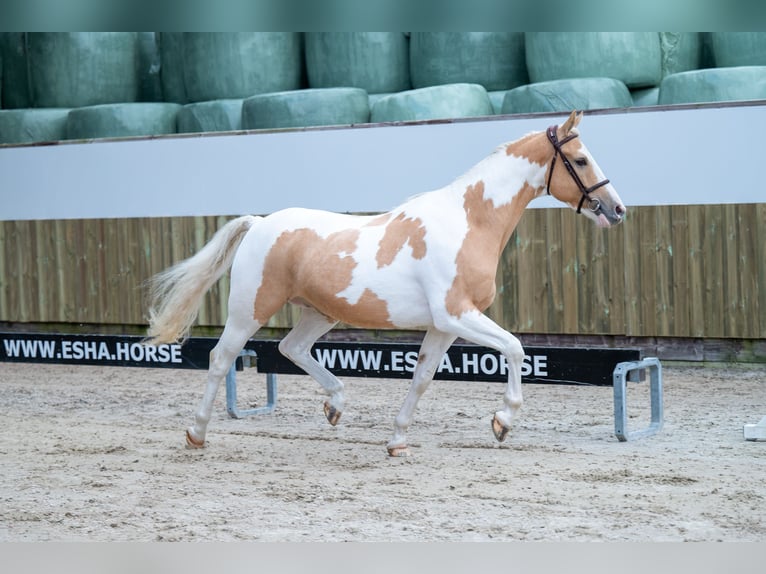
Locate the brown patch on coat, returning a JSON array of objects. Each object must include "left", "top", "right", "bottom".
[
  {"left": 445, "top": 180, "right": 538, "bottom": 318},
  {"left": 505, "top": 131, "right": 551, "bottom": 167},
  {"left": 253, "top": 228, "right": 394, "bottom": 328},
  {"left": 366, "top": 213, "right": 392, "bottom": 227},
  {"left": 376, "top": 212, "right": 427, "bottom": 268}
]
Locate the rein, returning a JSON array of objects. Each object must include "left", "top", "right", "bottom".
[{"left": 546, "top": 125, "right": 610, "bottom": 214}]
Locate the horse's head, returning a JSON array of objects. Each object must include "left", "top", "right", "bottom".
[{"left": 545, "top": 111, "right": 626, "bottom": 227}]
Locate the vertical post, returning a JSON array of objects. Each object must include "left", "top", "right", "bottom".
[
  {"left": 613, "top": 357, "right": 663, "bottom": 441},
  {"left": 225, "top": 349, "right": 278, "bottom": 419}
]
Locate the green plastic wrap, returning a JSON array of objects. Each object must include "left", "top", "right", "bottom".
[
  {"left": 525, "top": 33, "right": 662, "bottom": 88},
  {"left": 177, "top": 100, "right": 243, "bottom": 134},
  {"left": 137, "top": 32, "right": 162, "bottom": 102},
  {"left": 501, "top": 78, "right": 633, "bottom": 114},
  {"left": 631, "top": 87, "right": 660, "bottom": 107},
  {"left": 488, "top": 91, "right": 507, "bottom": 115},
  {"left": 158, "top": 33, "right": 188, "bottom": 104},
  {"left": 659, "top": 33, "right": 702, "bottom": 77},
  {"left": 370, "top": 84, "right": 493, "bottom": 123},
  {"left": 163, "top": 33, "right": 303, "bottom": 103},
  {"left": 65, "top": 103, "right": 181, "bottom": 140},
  {"left": 305, "top": 33, "right": 410, "bottom": 94},
  {"left": 0, "top": 108, "right": 70, "bottom": 145},
  {"left": 26, "top": 33, "right": 139, "bottom": 108},
  {"left": 409, "top": 33, "right": 527, "bottom": 91},
  {"left": 711, "top": 33, "right": 766, "bottom": 67},
  {"left": 0, "top": 33, "right": 32, "bottom": 108},
  {"left": 242, "top": 88, "right": 369, "bottom": 130},
  {"left": 659, "top": 67, "right": 766, "bottom": 105}
]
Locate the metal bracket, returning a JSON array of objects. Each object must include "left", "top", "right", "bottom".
[
  {"left": 744, "top": 416, "right": 766, "bottom": 441},
  {"left": 225, "top": 349, "right": 278, "bottom": 419},
  {"left": 613, "top": 357, "right": 664, "bottom": 442}
]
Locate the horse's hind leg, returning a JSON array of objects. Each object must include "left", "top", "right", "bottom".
[
  {"left": 277, "top": 306, "right": 343, "bottom": 425},
  {"left": 186, "top": 316, "right": 260, "bottom": 448},
  {"left": 387, "top": 328, "right": 456, "bottom": 457}
]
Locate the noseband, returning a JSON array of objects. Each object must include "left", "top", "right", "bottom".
[{"left": 546, "top": 125, "right": 610, "bottom": 214}]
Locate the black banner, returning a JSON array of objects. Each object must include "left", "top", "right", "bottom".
[
  {"left": 1, "top": 333, "right": 639, "bottom": 386},
  {"left": 248, "top": 340, "right": 639, "bottom": 386}
]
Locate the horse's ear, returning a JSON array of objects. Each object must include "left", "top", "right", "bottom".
[{"left": 561, "top": 110, "right": 583, "bottom": 135}]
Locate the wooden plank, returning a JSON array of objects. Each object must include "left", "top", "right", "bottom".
[
  {"left": 735, "top": 204, "right": 760, "bottom": 338},
  {"left": 654, "top": 205, "right": 673, "bottom": 335},
  {"left": 559, "top": 208, "right": 579, "bottom": 333},
  {"left": 515, "top": 215, "right": 536, "bottom": 332},
  {"left": 703, "top": 205, "right": 725, "bottom": 336},
  {"left": 668, "top": 205, "right": 690, "bottom": 336},
  {"left": 605, "top": 218, "right": 626, "bottom": 334},
  {"left": 621, "top": 206, "right": 641, "bottom": 336},
  {"left": 722, "top": 204, "right": 740, "bottom": 337},
  {"left": 544, "top": 209, "right": 565, "bottom": 333},
  {"left": 528, "top": 209, "right": 550, "bottom": 332},
  {"left": 758, "top": 204, "right": 766, "bottom": 338},
  {"left": 0, "top": 223, "right": 8, "bottom": 321},
  {"left": 687, "top": 205, "right": 706, "bottom": 336},
  {"left": 636, "top": 206, "right": 658, "bottom": 336}
]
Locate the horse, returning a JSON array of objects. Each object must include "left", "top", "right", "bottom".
[{"left": 146, "top": 110, "right": 626, "bottom": 457}]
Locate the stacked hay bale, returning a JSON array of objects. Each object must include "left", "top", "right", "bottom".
[
  {"left": 0, "top": 33, "right": 180, "bottom": 144},
  {"left": 659, "top": 33, "right": 766, "bottom": 105},
  {"left": 509, "top": 33, "right": 661, "bottom": 113},
  {"left": 370, "top": 32, "right": 527, "bottom": 122},
  {"left": 2, "top": 32, "right": 765, "bottom": 146},
  {"left": 163, "top": 33, "right": 304, "bottom": 134}
]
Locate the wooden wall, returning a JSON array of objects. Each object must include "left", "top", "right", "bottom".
[{"left": 1, "top": 204, "right": 765, "bottom": 339}]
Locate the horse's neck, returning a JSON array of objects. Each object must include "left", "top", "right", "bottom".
[{"left": 444, "top": 142, "right": 547, "bottom": 248}]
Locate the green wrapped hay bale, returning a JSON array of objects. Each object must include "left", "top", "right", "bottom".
[
  {"left": 501, "top": 78, "right": 632, "bottom": 114},
  {"left": 305, "top": 33, "right": 410, "bottom": 93},
  {"left": 368, "top": 93, "right": 392, "bottom": 109},
  {"left": 659, "top": 66, "right": 766, "bottom": 105},
  {"left": 0, "top": 108, "right": 70, "bottom": 145},
  {"left": 242, "top": 88, "right": 369, "bottom": 130},
  {"left": 711, "top": 33, "right": 766, "bottom": 67},
  {"left": 65, "top": 102, "right": 181, "bottom": 140},
  {"left": 371, "top": 83, "right": 493, "bottom": 123},
  {"left": 177, "top": 99, "right": 243, "bottom": 134},
  {"left": 631, "top": 87, "right": 660, "bottom": 107},
  {"left": 166, "top": 33, "right": 303, "bottom": 103},
  {"left": 525, "top": 33, "right": 661, "bottom": 88},
  {"left": 410, "top": 32, "right": 527, "bottom": 91},
  {"left": 26, "top": 33, "right": 139, "bottom": 108},
  {"left": 1, "top": 33, "right": 32, "bottom": 108},
  {"left": 137, "top": 32, "right": 162, "bottom": 102},
  {"left": 659, "top": 33, "right": 702, "bottom": 77},
  {"left": 158, "top": 33, "right": 188, "bottom": 104},
  {"left": 488, "top": 91, "right": 507, "bottom": 114}
]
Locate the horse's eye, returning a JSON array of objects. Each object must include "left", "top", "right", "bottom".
[{"left": 575, "top": 158, "right": 588, "bottom": 167}]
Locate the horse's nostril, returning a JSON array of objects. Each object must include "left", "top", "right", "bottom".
[{"left": 615, "top": 204, "right": 626, "bottom": 217}]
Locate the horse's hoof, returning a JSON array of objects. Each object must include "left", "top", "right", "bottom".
[
  {"left": 491, "top": 415, "right": 510, "bottom": 442},
  {"left": 323, "top": 401, "right": 342, "bottom": 426},
  {"left": 387, "top": 445, "right": 411, "bottom": 457},
  {"left": 185, "top": 429, "right": 205, "bottom": 449}
]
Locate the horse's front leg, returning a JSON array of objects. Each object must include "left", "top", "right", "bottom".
[
  {"left": 438, "top": 310, "right": 524, "bottom": 443},
  {"left": 387, "top": 328, "right": 456, "bottom": 457}
]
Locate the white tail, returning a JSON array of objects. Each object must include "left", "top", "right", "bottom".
[{"left": 145, "top": 215, "right": 259, "bottom": 345}]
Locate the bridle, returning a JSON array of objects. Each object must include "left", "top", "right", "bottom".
[{"left": 546, "top": 125, "right": 610, "bottom": 214}]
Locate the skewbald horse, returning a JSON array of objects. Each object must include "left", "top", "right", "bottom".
[{"left": 146, "top": 111, "right": 626, "bottom": 456}]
